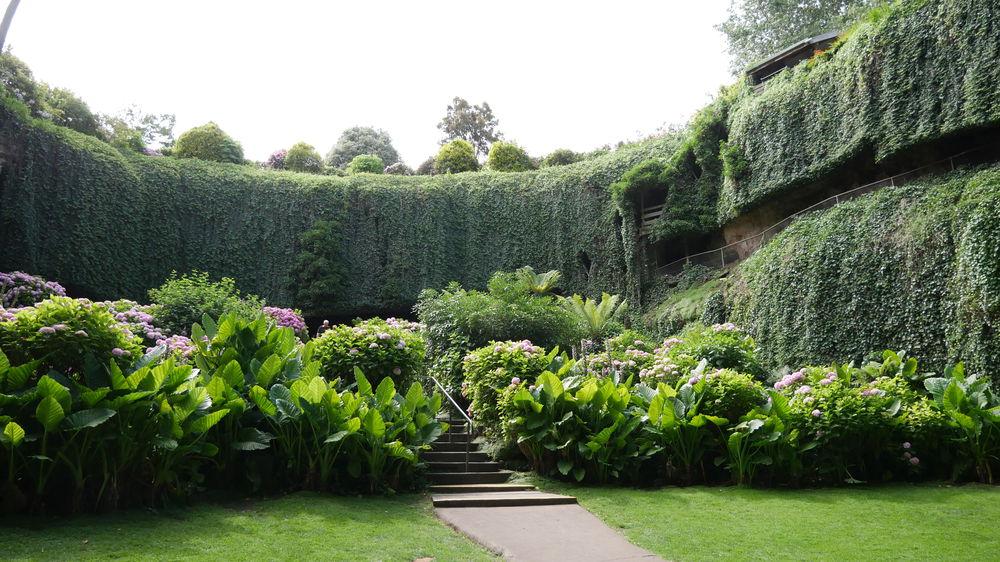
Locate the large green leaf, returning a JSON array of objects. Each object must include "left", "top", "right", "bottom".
[
  {"left": 187, "top": 409, "right": 230, "bottom": 434},
  {"left": 2, "top": 421, "right": 25, "bottom": 447},
  {"left": 220, "top": 360, "right": 244, "bottom": 388},
  {"left": 36, "top": 396, "right": 65, "bottom": 432},
  {"left": 375, "top": 377, "right": 396, "bottom": 406},
  {"left": 232, "top": 427, "right": 274, "bottom": 451},
  {"left": 943, "top": 381, "right": 966, "bottom": 413},
  {"left": 557, "top": 459, "right": 573, "bottom": 475},
  {"left": 362, "top": 409, "right": 385, "bottom": 437},
  {"left": 250, "top": 385, "right": 277, "bottom": 416},
  {"left": 62, "top": 408, "right": 116, "bottom": 430},
  {"left": 355, "top": 368, "right": 372, "bottom": 396},
  {"left": 256, "top": 355, "right": 282, "bottom": 387}
]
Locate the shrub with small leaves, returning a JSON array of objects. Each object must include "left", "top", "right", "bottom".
[
  {"left": 462, "top": 340, "right": 557, "bottom": 437},
  {"left": 346, "top": 154, "right": 384, "bottom": 174},
  {"left": 312, "top": 317, "right": 425, "bottom": 388}
]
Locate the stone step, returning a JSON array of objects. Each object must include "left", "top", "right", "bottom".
[
  {"left": 429, "top": 483, "right": 536, "bottom": 494},
  {"left": 428, "top": 442, "right": 478, "bottom": 453},
  {"left": 435, "top": 432, "right": 471, "bottom": 442},
  {"left": 431, "top": 491, "right": 577, "bottom": 508},
  {"left": 427, "top": 461, "right": 501, "bottom": 473},
  {"left": 426, "top": 471, "right": 514, "bottom": 485},
  {"left": 423, "top": 451, "right": 491, "bottom": 463}
]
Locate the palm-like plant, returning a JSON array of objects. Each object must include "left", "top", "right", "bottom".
[
  {"left": 516, "top": 266, "right": 562, "bottom": 296},
  {"left": 563, "top": 293, "right": 627, "bottom": 341}
]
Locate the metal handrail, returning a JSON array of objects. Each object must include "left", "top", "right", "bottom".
[{"left": 425, "top": 374, "right": 474, "bottom": 473}]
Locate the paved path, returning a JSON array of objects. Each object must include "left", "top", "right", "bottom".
[{"left": 436, "top": 503, "right": 665, "bottom": 561}]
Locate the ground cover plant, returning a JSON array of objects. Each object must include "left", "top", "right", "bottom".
[
  {"left": 0, "top": 492, "right": 495, "bottom": 561},
  {"left": 528, "top": 477, "right": 1000, "bottom": 562}
]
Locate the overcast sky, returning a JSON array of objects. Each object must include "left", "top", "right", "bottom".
[{"left": 7, "top": 1, "right": 735, "bottom": 165}]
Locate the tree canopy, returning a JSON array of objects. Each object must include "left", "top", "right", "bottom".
[
  {"left": 717, "top": 0, "right": 877, "bottom": 73},
  {"left": 437, "top": 96, "right": 502, "bottom": 160},
  {"left": 325, "top": 126, "right": 401, "bottom": 169},
  {"left": 284, "top": 141, "right": 323, "bottom": 173}
]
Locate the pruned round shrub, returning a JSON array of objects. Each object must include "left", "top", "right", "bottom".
[
  {"left": 487, "top": 141, "right": 533, "bottom": 172},
  {"left": 462, "top": 340, "right": 554, "bottom": 437},
  {"left": 312, "top": 317, "right": 425, "bottom": 388},
  {"left": 284, "top": 142, "right": 324, "bottom": 174},
  {"left": 173, "top": 122, "right": 244, "bottom": 164},
  {"left": 434, "top": 140, "right": 479, "bottom": 174},
  {"left": 346, "top": 154, "right": 384, "bottom": 174},
  {"left": 0, "top": 296, "right": 143, "bottom": 378},
  {"left": 0, "top": 271, "right": 66, "bottom": 308},
  {"left": 147, "top": 271, "right": 265, "bottom": 336},
  {"left": 541, "top": 148, "right": 582, "bottom": 167}
]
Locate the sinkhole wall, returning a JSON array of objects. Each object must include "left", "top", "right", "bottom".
[{"left": 0, "top": 99, "right": 676, "bottom": 315}]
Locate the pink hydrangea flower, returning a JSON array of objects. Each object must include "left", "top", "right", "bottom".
[{"left": 811, "top": 409, "right": 821, "bottom": 417}]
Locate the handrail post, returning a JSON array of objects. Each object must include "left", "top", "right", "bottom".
[{"left": 424, "top": 374, "right": 476, "bottom": 474}]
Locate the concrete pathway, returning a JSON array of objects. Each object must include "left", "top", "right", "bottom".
[{"left": 436, "top": 503, "right": 665, "bottom": 561}]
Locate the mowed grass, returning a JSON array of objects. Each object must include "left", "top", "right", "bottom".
[
  {"left": 0, "top": 492, "right": 496, "bottom": 561},
  {"left": 529, "top": 478, "right": 1000, "bottom": 561}
]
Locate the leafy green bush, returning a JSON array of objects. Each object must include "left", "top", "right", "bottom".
[
  {"left": 346, "top": 154, "right": 384, "bottom": 174},
  {"left": 284, "top": 142, "right": 324, "bottom": 174},
  {"left": 663, "top": 323, "right": 765, "bottom": 380},
  {"left": 173, "top": 122, "right": 244, "bottom": 164},
  {"left": 415, "top": 271, "right": 580, "bottom": 392},
  {"left": 325, "top": 126, "right": 401, "bottom": 169},
  {"left": 312, "top": 318, "right": 425, "bottom": 389},
  {"left": 487, "top": 141, "right": 533, "bottom": 172},
  {"left": 695, "top": 368, "right": 766, "bottom": 421},
  {"left": 510, "top": 368, "right": 644, "bottom": 482},
  {"left": 461, "top": 340, "right": 561, "bottom": 438},
  {"left": 541, "top": 149, "right": 582, "bottom": 167},
  {"left": 577, "top": 329, "right": 656, "bottom": 381},
  {"left": 147, "top": 271, "right": 265, "bottom": 336},
  {"left": 0, "top": 296, "right": 143, "bottom": 379},
  {"left": 434, "top": 140, "right": 479, "bottom": 174},
  {"left": 0, "top": 271, "right": 66, "bottom": 308}
]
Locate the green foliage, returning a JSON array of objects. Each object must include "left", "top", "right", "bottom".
[
  {"left": 716, "top": 0, "right": 879, "bottom": 73},
  {"left": 434, "top": 139, "right": 479, "bottom": 174},
  {"left": 415, "top": 271, "right": 580, "bottom": 393},
  {"left": 0, "top": 296, "right": 143, "bottom": 379},
  {"left": 289, "top": 220, "right": 346, "bottom": 318},
  {"left": 541, "top": 148, "right": 582, "bottom": 167},
  {"left": 148, "top": 271, "right": 265, "bottom": 336},
  {"left": 563, "top": 293, "right": 627, "bottom": 341},
  {"left": 487, "top": 141, "right": 533, "bottom": 172},
  {"left": 516, "top": 266, "right": 562, "bottom": 296},
  {"left": 96, "top": 105, "right": 175, "bottom": 152},
  {"left": 462, "top": 341, "right": 562, "bottom": 439},
  {"left": 43, "top": 86, "right": 100, "bottom": 137},
  {"left": 325, "top": 126, "right": 400, "bottom": 169},
  {"left": 697, "top": 368, "right": 766, "bottom": 421},
  {"left": 663, "top": 323, "right": 765, "bottom": 381},
  {"left": 312, "top": 318, "right": 425, "bottom": 389},
  {"left": 719, "top": 0, "right": 1000, "bottom": 220},
  {"left": 437, "top": 97, "right": 502, "bottom": 159},
  {"left": 284, "top": 141, "right": 324, "bottom": 174},
  {"left": 511, "top": 368, "right": 645, "bottom": 483},
  {"left": 924, "top": 363, "right": 1000, "bottom": 483},
  {"left": 728, "top": 167, "right": 1000, "bottom": 378},
  {"left": 346, "top": 154, "right": 384, "bottom": 175},
  {"left": 173, "top": 122, "right": 243, "bottom": 164}
]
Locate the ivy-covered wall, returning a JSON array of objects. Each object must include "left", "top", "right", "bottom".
[
  {"left": 717, "top": 0, "right": 1000, "bottom": 222},
  {"left": 0, "top": 99, "right": 675, "bottom": 316},
  {"left": 728, "top": 165, "right": 1000, "bottom": 377}
]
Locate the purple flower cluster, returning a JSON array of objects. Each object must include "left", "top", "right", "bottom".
[
  {"left": 774, "top": 370, "right": 807, "bottom": 390},
  {"left": 0, "top": 271, "right": 66, "bottom": 308},
  {"left": 104, "top": 300, "right": 167, "bottom": 343},
  {"left": 141, "top": 148, "right": 164, "bottom": 157},
  {"left": 149, "top": 334, "right": 196, "bottom": 359},
  {"left": 262, "top": 307, "right": 307, "bottom": 334},
  {"left": 384, "top": 317, "right": 424, "bottom": 333},
  {"left": 266, "top": 149, "right": 287, "bottom": 169},
  {"left": 712, "top": 322, "right": 739, "bottom": 332}
]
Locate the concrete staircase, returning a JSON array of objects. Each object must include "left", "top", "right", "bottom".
[{"left": 427, "top": 418, "right": 576, "bottom": 508}]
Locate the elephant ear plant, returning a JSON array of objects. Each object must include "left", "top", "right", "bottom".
[
  {"left": 924, "top": 363, "right": 1000, "bottom": 483},
  {"left": 510, "top": 363, "right": 646, "bottom": 484}
]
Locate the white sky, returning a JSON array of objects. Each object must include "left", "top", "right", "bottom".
[{"left": 6, "top": 1, "right": 734, "bottom": 165}]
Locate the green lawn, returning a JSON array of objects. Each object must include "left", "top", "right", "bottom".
[
  {"left": 528, "top": 477, "right": 1000, "bottom": 561},
  {"left": 0, "top": 492, "right": 495, "bottom": 561}
]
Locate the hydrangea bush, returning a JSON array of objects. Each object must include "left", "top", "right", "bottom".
[
  {"left": 462, "top": 340, "right": 560, "bottom": 438},
  {"left": 0, "top": 296, "right": 144, "bottom": 379},
  {"left": 262, "top": 306, "right": 307, "bottom": 337},
  {"left": 312, "top": 317, "right": 426, "bottom": 388},
  {"left": 0, "top": 271, "right": 66, "bottom": 308}
]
